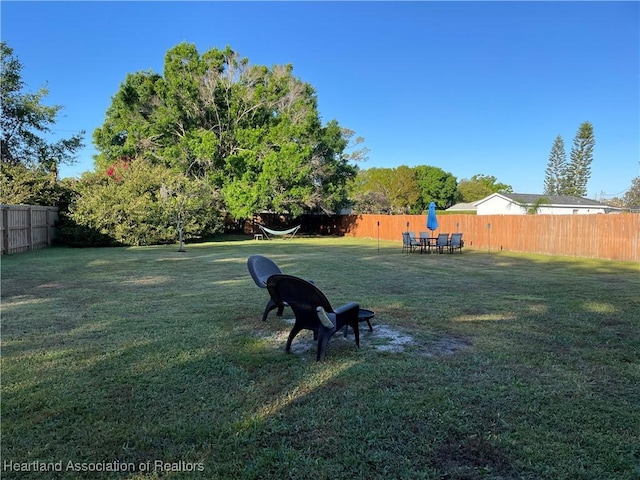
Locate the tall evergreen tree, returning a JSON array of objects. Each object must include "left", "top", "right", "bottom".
[
  {"left": 565, "top": 121, "right": 594, "bottom": 197},
  {"left": 544, "top": 135, "right": 566, "bottom": 195}
]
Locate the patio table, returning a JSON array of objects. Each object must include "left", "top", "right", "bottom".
[
  {"left": 344, "top": 308, "right": 375, "bottom": 337},
  {"left": 417, "top": 237, "right": 437, "bottom": 254}
]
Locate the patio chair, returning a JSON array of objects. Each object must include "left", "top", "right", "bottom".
[
  {"left": 247, "top": 255, "right": 286, "bottom": 321},
  {"left": 266, "top": 274, "right": 360, "bottom": 361},
  {"left": 449, "top": 233, "right": 464, "bottom": 253},
  {"left": 402, "top": 232, "right": 420, "bottom": 254},
  {"left": 419, "top": 231, "right": 432, "bottom": 253},
  {"left": 435, "top": 233, "right": 450, "bottom": 253}
]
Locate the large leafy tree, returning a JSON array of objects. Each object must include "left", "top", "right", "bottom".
[
  {"left": 93, "top": 43, "right": 358, "bottom": 218},
  {"left": 349, "top": 167, "right": 420, "bottom": 214},
  {"left": 0, "top": 42, "right": 84, "bottom": 172},
  {"left": 413, "top": 165, "right": 457, "bottom": 212},
  {"left": 391, "top": 166, "right": 420, "bottom": 213},
  {"left": 348, "top": 165, "right": 460, "bottom": 214},
  {"left": 457, "top": 174, "right": 513, "bottom": 203},
  {"left": 0, "top": 42, "right": 84, "bottom": 206},
  {"left": 348, "top": 168, "right": 393, "bottom": 214},
  {"left": 159, "top": 173, "right": 220, "bottom": 251},
  {"left": 544, "top": 135, "right": 567, "bottom": 195},
  {"left": 621, "top": 176, "right": 640, "bottom": 208}
]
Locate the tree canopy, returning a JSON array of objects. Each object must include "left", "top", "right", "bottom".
[
  {"left": 0, "top": 42, "right": 84, "bottom": 172},
  {"left": 93, "top": 42, "right": 360, "bottom": 218},
  {"left": 0, "top": 41, "right": 85, "bottom": 206},
  {"left": 348, "top": 165, "right": 458, "bottom": 214},
  {"left": 456, "top": 174, "right": 513, "bottom": 203},
  {"left": 63, "top": 159, "right": 223, "bottom": 246},
  {"left": 598, "top": 178, "right": 639, "bottom": 210},
  {"left": 413, "top": 165, "right": 458, "bottom": 211},
  {"left": 620, "top": 176, "right": 640, "bottom": 209}
]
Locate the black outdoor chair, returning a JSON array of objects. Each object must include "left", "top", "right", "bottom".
[
  {"left": 266, "top": 274, "right": 360, "bottom": 362},
  {"left": 247, "top": 255, "right": 286, "bottom": 321}
]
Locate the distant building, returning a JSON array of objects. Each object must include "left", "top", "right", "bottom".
[
  {"left": 445, "top": 202, "right": 477, "bottom": 213},
  {"left": 473, "top": 193, "right": 624, "bottom": 215}
]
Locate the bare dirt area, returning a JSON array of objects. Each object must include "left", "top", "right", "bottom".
[{"left": 258, "top": 319, "right": 471, "bottom": 358}]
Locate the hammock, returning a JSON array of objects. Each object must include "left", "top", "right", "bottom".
[{"left": 258, "top": 224, "right": 301, "bottom": 240}]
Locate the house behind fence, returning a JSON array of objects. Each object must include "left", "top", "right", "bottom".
[{"left": 1, "top": 205, "right": 59, "bottom": 255}]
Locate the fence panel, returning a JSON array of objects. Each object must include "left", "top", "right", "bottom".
[
  {"left": 4, "top": 207, "right": 635, "bottom": 260},
  {"left": 0, "top": 205, "right": 59, "bottom": 255},
  {"left": 339, "top": 213, "right": 639, "bottom": 262}
]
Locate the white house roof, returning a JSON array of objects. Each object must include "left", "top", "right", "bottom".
[
  {"left": 446, "top": 202, "right": 477, "bottom": 211},
  {"left": 475, "top": 193, "right": 610, "bottom": 208},
  {"left": 472, "top": 192, "right": 625, "bottom": 214}
]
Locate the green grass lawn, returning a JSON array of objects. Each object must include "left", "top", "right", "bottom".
[{"left": 2, "top": 237, "right": 639, "bottom": 479}]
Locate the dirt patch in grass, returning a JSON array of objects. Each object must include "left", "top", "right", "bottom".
[
  {"left": 258, "top": 319, "right": 471, "bottom": 357},
  {"left": 366, "top": 324, "right": 415, "bottom": 352}
]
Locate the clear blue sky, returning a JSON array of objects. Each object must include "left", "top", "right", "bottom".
[{"left": 2, "top": 1, "right": 638, "bottom": 199}]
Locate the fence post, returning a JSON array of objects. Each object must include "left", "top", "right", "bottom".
[
  {"left": 28, "top": 206, "right": 33, "bottom": 251},
  {"left": 46, "top": 207, "right": 51, "bottom": 246},
  {"left": 1, "top": 206, "right": 8, "bottom": 255}
]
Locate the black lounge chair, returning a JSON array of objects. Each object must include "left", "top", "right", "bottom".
[
  {"left": 247, "top": 255, "right": 286, "bottom": 321},
  {"left": 266, "top": 274, "right": 360, "bottom": 361}
]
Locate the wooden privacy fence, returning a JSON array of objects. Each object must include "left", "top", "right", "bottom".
[
  {"left": 338, "top": 213, "right": 640, "bottom": 262},
  {"left": 2, "top": 207, "right": 637, "bottom": 261},
  {"left": 1, "top": 205, "right": 59, "bottom": 255}
]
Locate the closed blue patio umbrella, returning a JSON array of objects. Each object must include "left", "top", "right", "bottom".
[
  {"left": 427, "top": 201, "right": 438, "bottom": 233},
  {"left": 425, "top": 202, "right": 439, "bottom": 253}
]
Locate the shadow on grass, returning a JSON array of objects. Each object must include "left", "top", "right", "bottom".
[{"left": 1, "top": 239, "right": 639, "bottom": 479}]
